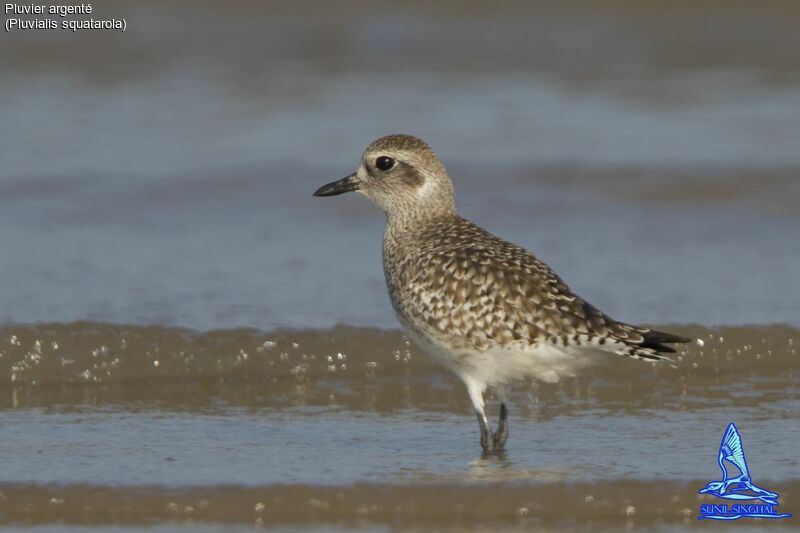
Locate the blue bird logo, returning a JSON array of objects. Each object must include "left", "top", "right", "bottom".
[{"left": 698, "top": 423, "right": 791, "bottom": 520}]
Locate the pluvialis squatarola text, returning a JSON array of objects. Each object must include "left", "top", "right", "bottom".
[{"left": 314, "top": 134, "right": 689, "bottom": 453}]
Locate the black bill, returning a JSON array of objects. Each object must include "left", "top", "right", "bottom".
[{"left": 313, "top": 173, "right": 360, "bottom": 197}]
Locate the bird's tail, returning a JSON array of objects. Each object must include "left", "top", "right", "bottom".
[{"left": 611, "top": 326, "right": 691, "bottom": 364}]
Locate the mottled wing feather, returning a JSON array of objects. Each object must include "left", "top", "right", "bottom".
[{"left": 395, "top": 217, "right": 688, "bottom": 361}]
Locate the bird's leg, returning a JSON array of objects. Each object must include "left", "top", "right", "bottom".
[
  {"left": 464, "top": 377, "right": 493, "bottom": 453},
  {"left": 491, "top": 386, "right": 510, "bottom": 451},
  {"left": 493, "top": 403, "right": 509, "bottom": 450},
  {"left": 476, "top": 411, "right": 494, "bottom": 453}
]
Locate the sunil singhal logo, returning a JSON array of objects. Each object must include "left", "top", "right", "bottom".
[{"left": 697, "top": 423, "right": 791, "bottom": 520}]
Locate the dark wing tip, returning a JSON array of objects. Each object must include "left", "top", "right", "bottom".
[{"left": 640, "top": 328, "right": 692, "bottom": 353}]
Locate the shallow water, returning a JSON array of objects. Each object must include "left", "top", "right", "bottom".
[
  {"left": 0, "top": 323, "right": 797, "bottom": 528},
  {"left": 3, "top": 0, "right": 800, "bottom": 530}
]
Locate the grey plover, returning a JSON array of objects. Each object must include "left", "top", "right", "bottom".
[{"left": 314, "top": 134, "right": 688, "bottom": 453}]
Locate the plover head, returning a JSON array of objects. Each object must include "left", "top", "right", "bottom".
[{"left": 313, "top": 134, "right": 455, "bottom": 219}]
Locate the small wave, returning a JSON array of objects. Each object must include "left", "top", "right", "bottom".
[
  {"left": 0, "top": 322, "right": 425, "bottom": 384},
  {"left": 0, "top": 322, "right": 796, "bottom": 414}
]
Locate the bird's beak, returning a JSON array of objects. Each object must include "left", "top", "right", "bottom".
[{"left": 313, "top": 173, "right": 360, "bottom": 197}]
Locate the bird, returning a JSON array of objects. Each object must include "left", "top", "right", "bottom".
[
  {"left": 313, "top": 134, "right": 689, "bottom": 453},
  {"left": 699, "top": 423, "right": 780, "bottom": 505}
]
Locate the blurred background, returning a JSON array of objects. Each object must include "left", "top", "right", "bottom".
[
  {"left": 2, "top": 0, "right": 799, "bottom": 330},
  {"left": 2, "top": 2, "right": 799, "bottom": 530}
]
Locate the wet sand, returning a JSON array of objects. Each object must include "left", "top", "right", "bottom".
[{"left": 2, "top": 480, "right": 797, "bottom": 529}]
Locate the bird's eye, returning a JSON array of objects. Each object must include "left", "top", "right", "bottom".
[{"left": 375, "top": 156, "right": 395, "bottom": 171}]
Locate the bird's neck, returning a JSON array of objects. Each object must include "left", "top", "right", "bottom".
[
  {"left": 383, "top": 209, "right": 457, "bottom": 272},
  {"left": 385, "top": 205, "right": 454, "bottom": 240}
]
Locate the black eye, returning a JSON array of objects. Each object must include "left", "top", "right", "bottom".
[{"left": 375, "top": 156, "right": 395, "bottom": 171}]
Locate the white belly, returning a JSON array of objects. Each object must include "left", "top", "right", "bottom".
[{"left": 399, "top": 313, "right": 603, "bottom": 387}]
